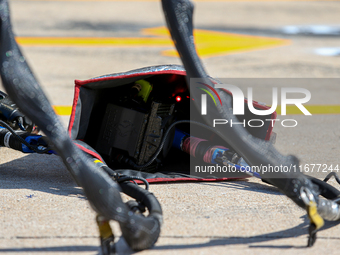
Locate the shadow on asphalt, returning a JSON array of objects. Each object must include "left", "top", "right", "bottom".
[
  {"left": 1, "top": 154, "right": 340, "bottom": 253},
  {"left": 0, "top": 245, "right": 99, "bottom": 253},
  {"left": 2, "top": 219, "right": 337, "bottom": 253},
  {"left": 153, "top": 218, "right": 340, "bottom": 251},
  {"left": 0, "top": 153, "right": 85, "bottom": 198},
  {"left": 0, "top": 153, "right": 282, "bottom": 198}
]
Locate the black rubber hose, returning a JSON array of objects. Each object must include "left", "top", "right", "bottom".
[
  {"left": 0, "top": 121, "right": 48, "bottom": 153},
  {"left": 119, "top": 181, "right": 162, "bottom": 250},
  {"left": 0, "top": 127, "right": 26, "bottom": 151},
  {"left": 161, "top": 0, "right": 319, "bottom": 209},
  {"left": 308, "top": 176, "right": 340, "bottom": 200},
  {"left": 76, "top": 144, "right": 162, "bottom": 250},
  {"left": 0, "top": 0, "right": 127, "bottom": 223},
  {"left": 0, "top": 0, "right": 160, "bottom": 250}
]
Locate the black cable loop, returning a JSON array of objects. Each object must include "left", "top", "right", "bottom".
[
  {"left": 117, "top": 176, "right": 150, "bottom": 191},
  {"left": 324, "top": 172, "right": 340, "bottom": 185},
  {"left": 103, "top": 167, "right": 150, "bottom": 191}
]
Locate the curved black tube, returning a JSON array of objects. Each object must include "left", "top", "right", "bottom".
[
  {"left": 161, "top": 0, "right": 319, "bottom": 208},
  {"left": 119, "top": 181, "right": 162, "bottom": 250},
  {"left": 309, "top": 176, "right": 340, "bottom": 200},
  {"left": 0, "top": 0, "right": 160, "bottom": 250}
]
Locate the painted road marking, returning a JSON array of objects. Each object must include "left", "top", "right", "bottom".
[
  {"left": 16, "top": 26, "right": 289, "bottom": 58},
  {"left": 53, "top": 106, "right": 73, "bottom": 115},
  {"left": 53, "top": 105, "right": 340, "bottom": 116}
]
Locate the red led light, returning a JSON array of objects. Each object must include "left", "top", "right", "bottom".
[{"left": 175, "top": 96, "right": 182, "bottom": 102}]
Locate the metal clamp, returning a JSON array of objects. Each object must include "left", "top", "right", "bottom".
[{"left": 300, "top": 187, "right": 324, "bottom": 247}]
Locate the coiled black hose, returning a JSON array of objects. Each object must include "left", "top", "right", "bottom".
[
  {"left": 119, "top": 181, "right": 163, "bottom": 250},
  {"left": 0, "top": 0, "right": 161, "bottom": 250}
]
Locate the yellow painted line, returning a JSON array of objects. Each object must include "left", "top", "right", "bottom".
[
  {"left": 16, "top": 37, "right": 171, "bottom": 46},
  {"left": 53, "top": 105, "right": 340, "bottom": 116},
  {"left": 143, "top": 27, "right": 290, "bottom": 58},
  {"left": 276, "top": 105, "right": 340, "bottom": 115},
  {"left": 16, "top": 26, "right": 289, "bottom": 58},
  {"left": 53, "top": 105, "right": 72, "bottom": 115}
]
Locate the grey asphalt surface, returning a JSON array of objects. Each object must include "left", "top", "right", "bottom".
[{"left": 1, "top": 0, "right": 340, "bottom": 254}]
